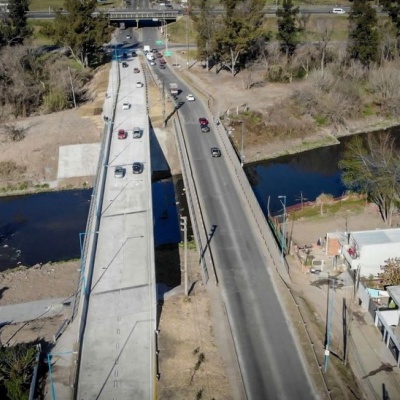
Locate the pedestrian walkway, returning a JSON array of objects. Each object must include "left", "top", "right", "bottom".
[
  {"left": 0, "top": 297, "right": 72, "bottom": 325},
  {"left": 348, "top": 311, "right": 400, "bottom": 400}
]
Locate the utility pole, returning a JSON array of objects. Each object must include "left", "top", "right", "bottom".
[
  {"left": 278, "top": 195, "right": 287, "bottom": 271},
  {"left": 325, "top": 278, "right": 336, "bottom": 372},
  {"left": 186, "top": 7, "right": 189, "bottom": 69},
  {"left": 68, "top": 67, "right": 77, "bottom": 109},
  {"left": 240, "top": 120, "right": 245, "bottom": 167},
  {"left": 162, "top": 81, "right": 166, "bottom": 128},
  {"left": 180, "top": 216, "right": 188, "bottom": 296}
]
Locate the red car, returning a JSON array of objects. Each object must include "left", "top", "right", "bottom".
[
  {"left": 134, "top": 67, "right": 140, "bottom": 73},
  {"left": 118, "top": 129, "right": 127, "bottom": 139},
  {"left": 159, "top": 59, "right": 166, "bottom": 65},
  {"left": 199, "top": 117, "right": 209, "bottom": 126}
]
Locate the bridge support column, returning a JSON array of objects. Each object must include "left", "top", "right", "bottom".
[{"left": 136, "top": 19, "right": 139, "bottom": 29}]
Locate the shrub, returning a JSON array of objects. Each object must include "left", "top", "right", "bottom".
[{"left": 43, "top": 89, "right": 69, "bottom": 112}]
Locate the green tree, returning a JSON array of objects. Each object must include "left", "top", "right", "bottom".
[
  {"left": 379, "top": 258, "right": 400, "bottom": 286},
  {"left": 339, "top": 132, "right": 400, "bottom": 226},
  {"left": 380, "top": 0, "right": 400, "bottom": 37},
  {"left": 213, "top": 0, "right": 265, "bottom": 76},
  {"left": 276, "top": 0, "right": 302, "bottom": 58},
  {"left": 0, "top": 0, "right": 31, "bottom": 46},
  {"left": 347, "top": 0, "right": 380, "bottom": 66},
  {"left": 52, "top": 0, "right": 112, "bottom": 67}
]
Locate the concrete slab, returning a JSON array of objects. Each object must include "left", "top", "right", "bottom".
[{"left": 58, "top": 143, "right": 101, "bottom": 179}]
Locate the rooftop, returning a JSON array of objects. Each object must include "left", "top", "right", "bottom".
[
  {"left": 387, "top": 286, "right": 400, "bottom": 307},
  {"left": 351, "top": 228, "right": 400, "bottom": 248}
]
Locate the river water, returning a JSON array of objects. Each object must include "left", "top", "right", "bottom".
[{"left": 1, "top": 127, "right": 398, "bottom": 269}]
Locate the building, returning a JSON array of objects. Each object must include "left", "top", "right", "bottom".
[{"left": 326, "top": 228, "right": 400, "bottom": 278}]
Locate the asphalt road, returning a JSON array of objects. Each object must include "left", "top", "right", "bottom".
[{"left": 141, "top": 27, "right": 316, "bottom": 399}]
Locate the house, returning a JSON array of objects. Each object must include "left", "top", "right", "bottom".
[
  {"left": 326, "top": 228, "right": 400, "bottom": 278},
  {"left": 375, "top": 286, "right": 400, "bottom": 366}
]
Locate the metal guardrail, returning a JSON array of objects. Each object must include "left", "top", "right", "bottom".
[{"left": 28, "top": 344, "right": 41, "bottom": 400}]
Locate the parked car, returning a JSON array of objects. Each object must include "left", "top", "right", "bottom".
[
  {"left": 122, "top": 62, "right": 128, "bottom": 68},
  {"left": 134, "top": 67, "right": 140, "bottom": 73},
  {"left": 118, "top": 129, "right": 127, "bottom": 139},
  {"left": 201, "top": 125, "right": 210, "bottom": 133},
  {"left": 159, "top": 64, "right": 166, "bottom": 69},
  {"left": 132, "top": 162, "right": 143, "bottom": 174},
  {"left": 114, "top": 166, "right": 125, "bottom": 178},
  {"left": 133, "top": 127, "right": 141, "bottom": 138},
  {"left": 122, "top": 52, "right": 127, "bottom": 58},
  {"left": 211, "top": 147, "right": 221, "bottom": 157},
  {"left": 132, "top": 51, "right": 137, "bottom": 57},
  {"left": 122, "top": 102, "right": 130, "bottom": 110},
  {"left": 186, "top": 94, "right": 195, "bottom": 101},
  {"left": 199, "top": 117, "right": 209, "bottom": 125},
  {"left": 136, "top": 81, "right": 144, "bottom": 88}
]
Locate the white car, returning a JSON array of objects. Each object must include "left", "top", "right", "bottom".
[
  {"left": 186, "top": 94, "right": 195, "bottom": 101},
  {"left": 332, "top": 7, "right": 345, "bottom": 14},
  {"left": 126, "top": 34, "right": 131, "bottom": 39},
  {"left": 122, "top": 102, "right": 130, "bottom": 110},
  {"left": 150, "top": 61, "right": 156, "bottom": 66},
  {"left": 136, "top": 82, "right": 144, "bottom": 88}
]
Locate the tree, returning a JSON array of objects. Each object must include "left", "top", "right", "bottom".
[
  {"left": 276, "top": 0, "right": 303, "bottom": 59},
  {"left": 52, "top": 0, "right": 112, "bottom": 67},
  {"left": 315, "top": 20, "right": 334, "bottom": 70},
  {"left": 347, "top": 0, "right": 380, "bottom": 66},
  {"left": 0, "top": 0, "right": 31, "bottom": 46},
  {"left": 380, "top": 0, "right": 400, "bottom": 38},
  {"left": 379, "top": 258, "right": 400, "bottom": 286},
  {"left": 212, "top": 0, "right": 265, "bottom": 76},
  {"left": 339, "top": 132, "right": 400, "bottom": 226}
]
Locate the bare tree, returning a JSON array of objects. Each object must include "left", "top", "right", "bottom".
[{"left": 315, "top": 20, "right": 334, "bottom": 71}]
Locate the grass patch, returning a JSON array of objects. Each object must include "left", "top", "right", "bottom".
[
  {"left": 29, "top": 0, "right": 119, "bottom": 11},
  {"left": 289, "top": 196, "right": 366, "bottom": 221},
  {"left": 179, "top": 240, "right": 197, "bottom": 251},
  {"left": 166, "top": 17, "right": 197, "bottom": 45}
]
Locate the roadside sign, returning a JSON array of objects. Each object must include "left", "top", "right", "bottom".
[
  {"left": 156, "top": 40, "right": 163, "bottom": 45},
  {"left": 164, "top": 51, "right": 173, "bottom": 57}
]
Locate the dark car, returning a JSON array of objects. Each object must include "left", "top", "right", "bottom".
[
  {"left": 132, "top": 162, "right": 143, "bottom": 174},
  {"left": 159, "top": 64, "right": 166, "bottom": 69},
  {"left": 134, "top": 67, "right": 140, "bottom": 73},
  {"left": 132, "top": 51, "right": 137, "bottom": 57},
  {"left": 201, "top": 125, "right": 210, "bottom": 132},
  {"left": 211, "top": 147, "right": 221, "bottom": 157},
  {"left": 122, "top": 62, "right": 128, "bottom": 68},
  {"left": 152, "top": 48, "right": 158, "bottom": 53},
  {"left": 122, "top": 52, "right": 127, "bottom": 59},
  {"left": 157, "top": 52, "right": 163, "bottom": 58},
  {"left": 118, "top": 129, "right": 127, "bottom": 139},
  {"left": 199, "top": 117, "right": 209, "bottom": 125},
  {"left": 159, "top": 58, "right": 166, "bottom": 65}
]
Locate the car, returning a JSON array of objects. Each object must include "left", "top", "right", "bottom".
[
  {"left": 118, "top": 129, "right": 127, "bottom": 139},
  {"left": 199, "top": 117, "right": 209, "bottom": 125},
  {"left": 132, "top": 127, "right": 141, "bottom": 138},
  {"left": 126, "top": 34, "right": 131, "bottom": 39},
  {"left": 150, "top": 61, "right": 156, "bottom": 66},
  {"left": 134, "top": 67, "right": 140, "bottom": 73},
  {"left": 122, "top": 52, "right": 127, "bottom": 58},
  {"left": 114, "top": 166, "right": 125, "bottom": 178},
  {"left": 159, "top": 59, "right": 166, "bottom": 64},
  {"left": 159, "top": 64, "right": 166, "bottom": 69},
  {"left": 211, "top": 147, "right": 221, "bottom": 157},
  {"left": 332, "top": 7, "right": 345, "bottom": 14},
  {"left": 152, "top": 49, "right": 158, "bottom": 53},
  {"left": 122, "top": 102, "right": 130, "bottom": 110},
  {"left": 132, "top": 51, "right": 137, "bottom": 57},
  {"left": 136, "top": 81, "right": 144, "bottom": 88},
  {"left": 156, "top": 52, "right": 163, "bottom": 58},
  {"left": 122, "top": 62, "right": 128, "bottom": 68},
  {"left": 165, "top": 4, "right": 173, "bottom": 8},
  {"left": 186, "top": 94, "right": 195, "bottom": 101},
  {"left": 201, "top": 125, "right": 210, "bottom": 133},
  {"left": 132, "top": 162, "right": 143, "bottom": 174}
]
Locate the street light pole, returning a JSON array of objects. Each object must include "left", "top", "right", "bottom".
[
  {"left": 180, "top": 216, "right": 188, "bottom": 296},
  {"left": 240, "top": 120, "right": 245, "bottom": 167},
  {"left": 278, "top": 195, "right": 287, "bottom": 269}
]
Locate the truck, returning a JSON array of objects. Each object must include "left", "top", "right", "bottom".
[
  {"left": 169, "top": 83, "right": 179, "bottom": 95},
  {"left": 144, "top": 45, "right": 150, "bottom": 53},
  {"left": 146, "top": 52, "right": 155, "bottom": 61}
]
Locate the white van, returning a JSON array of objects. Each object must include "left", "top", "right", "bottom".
[{"left": 332, "top": 8, "right": 345, "bottom": 14}]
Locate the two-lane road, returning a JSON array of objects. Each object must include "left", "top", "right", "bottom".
[{"left": 142, "top": 27, "right": 316, "bottom": 399}]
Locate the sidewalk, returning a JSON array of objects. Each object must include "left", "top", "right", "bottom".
[{"left": 348, "top": 311, "right": 400, "bottom": 400}]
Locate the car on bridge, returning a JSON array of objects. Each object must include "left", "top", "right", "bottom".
[
  {"left": 136, "top": 82, "right": 144, "bottom": 88},
  {"left": 114, "top": 166, "right": 125, "bottom": 178},
  {"left": 122, "top": 62, "right": 128, "bottom": 68},
  {"left": 132, "top": 162, "right": 143, "bottom": 174},
  {"left": 199, "top": 117, "right": 209, "bottom": 125},
  {"left": 133, "top": 127, "right": 141, "bottom": 138},
  {"left": 118, "top": 129, "right": 127, "bottom": 139},
  {"left": 211, "top": 147, "right": 221, "bottom": 157},
  {"left": 134, "top": 67, "right": 140, "bottom": 73},
  {"left": 122, "top": 102, "right": 130, "bottom": 110}
]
